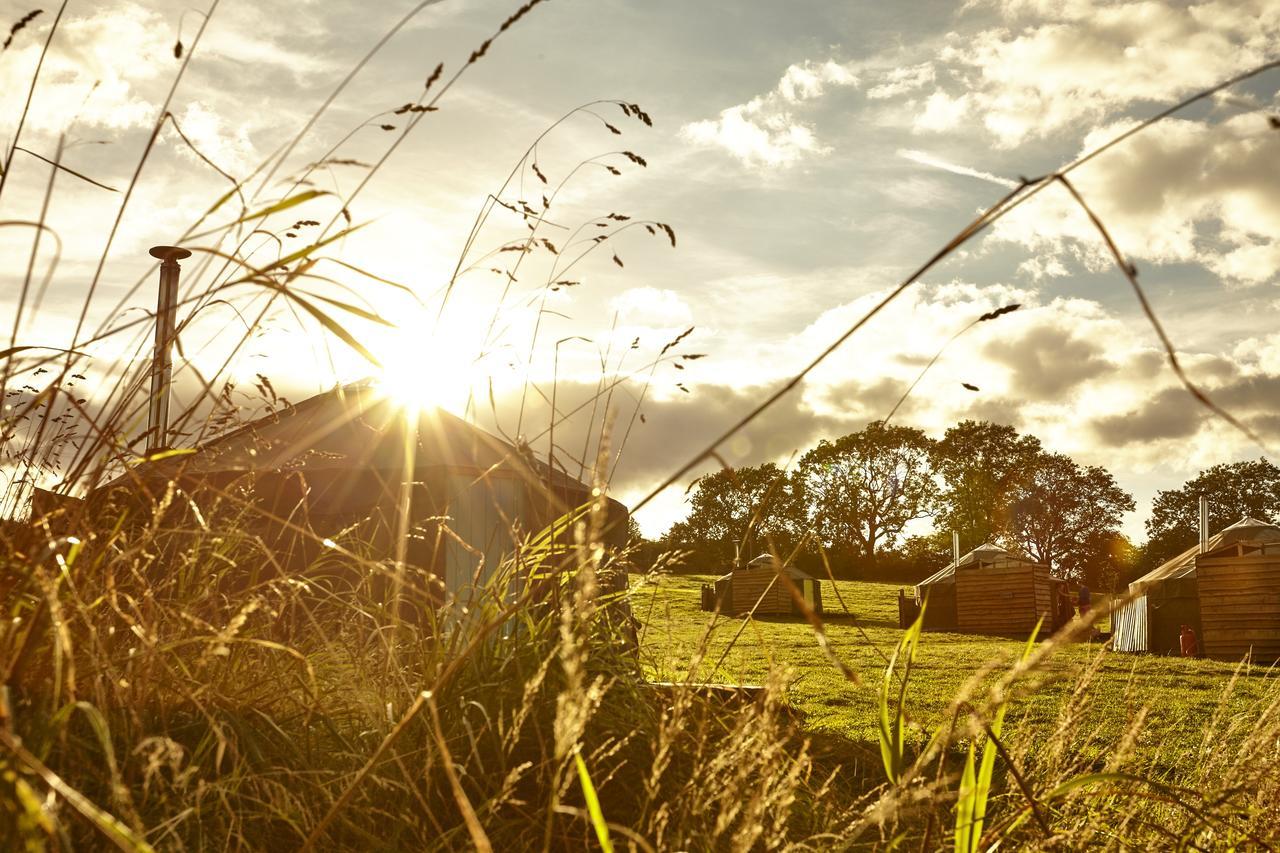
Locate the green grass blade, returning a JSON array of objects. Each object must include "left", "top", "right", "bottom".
[
  {"left": 220, "top": 189, "right": 329, "bottom": 228},
  {"left": 575, "top": 752, "right": 614, "bottom": 853},
  {"left": 956, "top": 619, "right": 1042, "bottom": 852},
  {"left": 878, "top": 603, "right": 925, "bottom": 784},
  {"left": 241, "top": 280, "right": 382, "bottom": 367},
  {"left": 877, "top": 641, "right": 902, "bottom": 783}
]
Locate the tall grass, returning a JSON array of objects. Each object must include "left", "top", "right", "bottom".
[{"left": 3, "top": 2, "right": 1280, "bottom": 850}]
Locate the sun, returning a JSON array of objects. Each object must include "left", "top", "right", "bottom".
[{"left": 373, "top": 320, "right": 490, "bottom": 413}]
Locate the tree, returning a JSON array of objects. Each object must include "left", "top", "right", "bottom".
[
  {"left": 931, "top": 421, "right": 1042, "bottom": 552},
  {"left": 660, "top": 463, "right": 806, "bottom": 568},
  {"left": 1087, "top": 531, "right": 1139, "bottom": 592},
  {"left": 797, "top": 421, "right": 938, "bottom": 567},
  {"left": 1008, "top": 452, "right": 1135, "bottom": 585},
  {"left": 626, "top": 515, "right": 644, "bottom": 544},
  {"left": 1143, "top": 458, "right": 1280, "bottom": 568}
]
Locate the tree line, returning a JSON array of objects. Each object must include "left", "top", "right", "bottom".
[{"left": 653, "top": 418, "right": 1280, "bottom": 591}]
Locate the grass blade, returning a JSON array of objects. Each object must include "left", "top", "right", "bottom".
[
  {"left": 878, "top": 604, "right": 924, "bottom": 784},
  {"left": 575, "top": 752, "right": 614, "bottom": 853}
]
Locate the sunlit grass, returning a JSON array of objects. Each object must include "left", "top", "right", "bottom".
[{"left": 637, "top": 574, "right": 1268, "bottom": 769}]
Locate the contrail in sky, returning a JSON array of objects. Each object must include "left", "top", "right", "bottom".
[{"left": 897, "top": 148, "right": 1019, "bottom": 188}]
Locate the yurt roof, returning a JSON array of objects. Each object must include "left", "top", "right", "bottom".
[
  {"left": 1130, "top": 517, "right": 1280, "bottom": 592},
  {"left": 99, "top": 380, "right": 593, "bottom": 495},
  {"left": 916, "top": 543, "right": 1040, "bottom": 589},
  {"left": 718, "top": 554, "right": 817, "bottom": 582}
]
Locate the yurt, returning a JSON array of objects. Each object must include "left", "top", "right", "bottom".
[
  {"left": 913, "top": 544, "right": 1062, "bottom": 636},
  {"left": 706, "top": 553, "right": 823, "bottom": 617},
  {"left": 1113, "top": 517, "right": 1280, "bottom": 659},
  {"left": 90, "top": 380, "right": 627, "bottom": 601}
]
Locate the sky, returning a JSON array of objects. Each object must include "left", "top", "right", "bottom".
[{"left": 1, "top": 0, "right": 1278, "bottom": 540}]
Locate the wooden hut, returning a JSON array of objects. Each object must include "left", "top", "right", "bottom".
[
  {"left": 1113, "top": 518, "right": 1280, "bottom": 659},
  {"left": 706, "top": 553, "right": 822, "bottom": 617},
  {"left": 914, "top": 544, "right": 1062, "bottom": 636},
  {"left": 90, "top": 380, "right": 627, "bottom": 603}
]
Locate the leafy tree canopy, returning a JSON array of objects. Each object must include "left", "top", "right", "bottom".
[
  {"left": 1143, "top": 458, "right": 1280, "bottom": 568},
  {"left": 931, "top": 420, "right": 1041, "bottom": 553},
  {"left": 661, "top": 462, "right": 805, "bottom": 567},
  {"left": 797, "top": 421, "right": 938, "bottom": 565},
  {"left": 1008, "top": 452, "right": 1135, "bottom": 586}
]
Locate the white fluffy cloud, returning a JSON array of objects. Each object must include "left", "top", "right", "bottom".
[
  {"left": 170, "top": 101, "right": 258, "bottom": 174},
  {"left": 912, "top": 0, "right": 1280, "bottom": 146},
  {"left": 682, "top": 59, "right": 858, "bottom": 167},
  {"left": 987, "top": 115, "right": 1280, "bottom": 286},
  {"left": 866, "top": 62, "right": 935, "bottom": 100},
  {"left": 0, "top": 5, "right": 171, "bottom": 135},
  {"left": 609, "top": 286, "right": 693, "bottom": 330},
  {"left": 699, "top": 278, "right": 1275, "bottom": 470}
]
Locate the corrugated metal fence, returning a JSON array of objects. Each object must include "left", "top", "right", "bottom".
[{"left": 1111, "top": 595, "right": 1148, "bottom": 653}]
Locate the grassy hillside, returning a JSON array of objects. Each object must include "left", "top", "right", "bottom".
[{"left": 635, "top": 573, "right": 1276, "bottom": 771}]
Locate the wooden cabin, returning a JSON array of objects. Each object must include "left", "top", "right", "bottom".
[
  {"left": 913, "top": 544, "right": 1063, "bottom": 636},
  {"left": 704, "top": 553, "right": 822, "bottom": 617},
  {"left": 89, "top": 380, "right": 628, "bottom": 606},
  {"left": 1113, "top": 518, "right": 1280, "bottom": 660}
]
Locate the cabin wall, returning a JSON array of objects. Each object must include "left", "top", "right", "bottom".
[
  {"left": 438, "top": 471, "right": 525, "bottom": 598},
  {"left": 1146, "top": 583, "right": 1200, "bottom": 657},
  {"left": 919, "top": 585, "right": 958, "bottom": 631},
  {"left": 1033, "top": 566, "right": 1053, "bottom": 624},
  {"left": 1196, "top": 555, "right": 1280, "bottom": 661},
  {"left": 954, "top": 565, "right": 1047, "bottom": 636},
  {"left": 729, "top": 568, "right": 792, "bottom": 615}
]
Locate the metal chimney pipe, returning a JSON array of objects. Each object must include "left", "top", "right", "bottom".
[
  {"left": 952, "top": 531, "right": 960, "bottom": 565},
  {"left": 146, "top": 246, "right": 190, "bottom": 453},
  {"left": 1199, "top": 495, "right": 1209, "bottom": 554}
]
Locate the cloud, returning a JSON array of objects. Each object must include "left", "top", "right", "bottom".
[
  {"left": 866, "top": 63, "right": 935, "bottom": 100},
  {"left": 0, "top": 4, "right": 171, "bottom": 135},
  {"left": 911, "top": 0, "right": 1280, "bottom": 147},
  {"left": 1089, "top": 366, "right": 1280, "bottom": 449},
  {"left": 982, "top": 323, "right": 1114, "bottom": 398},
  {"left": 609, "top": 287, "right": 693, "bottom": 330},
  {"left": 986, "top": 115, "right": 1280, "bottom": 285},
  {"left": 475, "top": 377, "right": 847, "bottom": 491},
  {"left": 681, "top": 59, "right": 857, "bottom": 167},
  {"left": 913, "top": 91, "right": 971, "bottom": 132},
  {"left": 170, "top": 102, "right": 258, "bottom": 174},
  {"left": 1090, "top": 386, "right": 1206, "bottom": 446}
]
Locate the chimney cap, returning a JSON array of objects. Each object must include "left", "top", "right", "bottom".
[{"left": 149, "top": 245, "right": 191, "bottom": 261}]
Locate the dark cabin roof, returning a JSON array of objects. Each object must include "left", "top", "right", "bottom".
[
  {"left": 915, "top": 544, "right": 1042, "bottom": 591},
  {"left": 1130, "top": 517, "right": 1280, "bottom": 592},
  {"left": 98, "top": 380, "right": 597, "bottom": 497}
]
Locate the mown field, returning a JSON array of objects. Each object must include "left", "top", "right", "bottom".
[{"left": 634, "top": 573, "right": 1277, "bottom": 773}]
